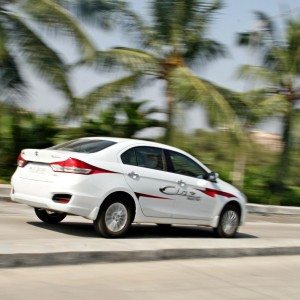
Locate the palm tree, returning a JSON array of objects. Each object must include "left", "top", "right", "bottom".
[
  {"left": 82, "top": 97, "right": 166, "bottom": 138},
  {"left": 229, "top": 89, "right": 288, "bottom": 188},
  {"left": 75, "top": 0, "right": 241, "bottom": 143},
  {"left": 237, "top": 12, "right": 300, "bottom": 190}
]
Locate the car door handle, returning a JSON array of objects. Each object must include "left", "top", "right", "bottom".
[
  {"left": 177, "top": 180, "right": 186, "bottom": 187},
  {"left": 128, "top": 171, "right": 139, "bottom": 179}
]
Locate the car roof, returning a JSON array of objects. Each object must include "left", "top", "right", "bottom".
[{"left": 79, "top": 136, "right": 187, "bottom": 153}]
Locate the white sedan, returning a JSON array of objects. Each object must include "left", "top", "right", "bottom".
[{"left": 11, "top": 137, "right": 246, "bottom": 238}]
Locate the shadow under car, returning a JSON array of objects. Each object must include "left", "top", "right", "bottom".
[{"left": 27, "top": 221, "right": 257, "bottom": 239}]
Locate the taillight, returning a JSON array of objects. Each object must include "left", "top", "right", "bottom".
[
  {"left": 17, "top": 153, "right": 27, "bottom": 168},
  {"left": 49, "top": 158, "right": 107, "bottom": 175}
]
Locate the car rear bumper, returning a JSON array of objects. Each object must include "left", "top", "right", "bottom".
[{"left": 11, "top": 176, "right": 100, "bottom": 220}]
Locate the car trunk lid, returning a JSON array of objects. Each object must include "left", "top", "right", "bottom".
[
  {"left": 20, "top": 149, "right": 70, "bottom": 164},
  {"left": 18, "top": 149, "right": 74, "bottom": 182}
]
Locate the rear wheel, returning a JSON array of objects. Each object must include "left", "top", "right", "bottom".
[
  {"left": 94, "top": 196, "right": 133, "bottom": 238},
  {"left": 214, "top": 205, "right": 240, "bottom": 238},
  {"left": 34, "top": 208, "right": 67, "bottom": 224}
]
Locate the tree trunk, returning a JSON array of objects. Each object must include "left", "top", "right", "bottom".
[
  {"left": 232, "top": 151, "right": 247, "bottom": 189},
  {"left": 275, "top": 105, "right": 293, "bottom": 190},
  {"left": 164, "top": 86, "right": 175, "bottom": 144}
]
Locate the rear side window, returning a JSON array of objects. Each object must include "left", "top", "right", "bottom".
[
  {"left": 50, "top": 139, "right": 116, "bottom": 153},
  {"left": 121, "top": 148, "right": 137, "bottom": 166},
  {"left": 121, "top": 146, "right": 166, "bottom": 171}
]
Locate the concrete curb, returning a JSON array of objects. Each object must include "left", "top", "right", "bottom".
[
  {"left": 1, "top": 246, "right": 300, "bottom": 268},
  {"left": 0, "top": 184, "right": 11, "bottom": 199},
  {"left": 247, "top": 203, "right": 300, "bottom": 215}
]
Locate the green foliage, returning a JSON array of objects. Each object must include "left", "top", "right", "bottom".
[
  {"left": 0, "top": 111, "right": 59, "bottom": 181},
  {"left": 82, "top": 97, "right": 166, "bottom": 138}
]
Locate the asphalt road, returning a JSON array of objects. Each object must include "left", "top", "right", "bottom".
[
  {"left": 1, "top": 256, "right": 300, "bottom": 299},
  {"left": 1, "top": 201, "right": 300, "bottom": 240}
]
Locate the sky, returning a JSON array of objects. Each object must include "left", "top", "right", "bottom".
[{"left": 20, "top": 0, "right": 300, "bottom": 134}]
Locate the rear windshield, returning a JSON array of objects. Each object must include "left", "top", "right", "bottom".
[{"left": 49, "top": 139, "right": 116, "bottom": 153}]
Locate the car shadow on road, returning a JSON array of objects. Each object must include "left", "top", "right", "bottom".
[{"left": 27, "top": 221, "right": 257, "bottom": 239}]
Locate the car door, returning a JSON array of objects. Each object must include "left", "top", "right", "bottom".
[
  {"left": 165, "top": 150, "right": 219, "bottom": 220},
  {"left": 119, "top": 146, "right": 176, "bottom": 218}
]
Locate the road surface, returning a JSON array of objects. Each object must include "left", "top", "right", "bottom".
[{"left": 0, "top": 256, "right": 300, "bottom": 299}]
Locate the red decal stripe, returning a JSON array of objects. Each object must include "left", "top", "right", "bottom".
[
  {"left": 135, "top": 193, "right": 171, "bottom": 200},
  {"left": 197, "top": 188, "right": 236, "bottom": 198}
]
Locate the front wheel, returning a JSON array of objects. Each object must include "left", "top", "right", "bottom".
[
  {"left": 213, "top": 205, "right": 240, "bottom": 238},
  {"left": 34, "top": 208, "right": 67, "bottom": 224},
  {"left": 94, "top": 197, "right": 133, "bottom": 238}
]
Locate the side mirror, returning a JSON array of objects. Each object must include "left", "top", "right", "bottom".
[{"left": 207, "top": 171, "right": 219, "bottom": 182}]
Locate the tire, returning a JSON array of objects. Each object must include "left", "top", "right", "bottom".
[
  {"left": 34, "top": 208, "right": 67, "bottom": 224},
  {"left": 213, "top": 205, "right": 240, "bottom": 238},
  {"left": 94, "top": 196, "right": 133, "bottom": 238}
]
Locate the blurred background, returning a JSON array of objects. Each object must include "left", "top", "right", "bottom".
[{"left": 0, "top": 0, "right": 299, "bottom": 206}]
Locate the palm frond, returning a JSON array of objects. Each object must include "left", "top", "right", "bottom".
[
  {"left": 59, "top": 0, "right": 125, "bottom": 30},
  {"left": 199, "top": 78, "right": 247, "bottom": 119},
  {"left": 0, "top": 20, "right": 25, "bottom": 97},
  {"left": 202, "top": 0, "right": 223, "bottom": 12},
  {"left": 237, "top": 64, "right": 280, "bottom": 85},
  {"left": 81, "top": 47, "right": 160, "bottom": 75},
  {"left": 119, "top": 7, "right": 163, "bottom": 52},
  {"left": 151, "top": 0, "right": 174, "bottom": 44},
  {"left": 4, "top": 10, "right": 73, "bottom": 99},
  {"left": 184, "top": 38, "right": 227, "bottom": 66},
  {"left": 82, "top": 73, "right": 143, "bottom": 113},
  {"left": 0, "top": 50, "right": 25, "bottom": 98},
  {"left": 253, "top": 11, "right": 276, "bottom": 36},
  {"left": 150, "top": 0, "right": 225, "bottom": 62},
  {"left": 254, "top": 94, "right": 288, "bottom": 116},
  {"left": 151, "top": 0, "right": 220, "bottom": 43},
  {"left": 22, "top": 0, "right": 96, "bottom": 58},
  {"left": 167, "top": 67, "right": 244, "bottom": 141},
  {"left": 240, "top": 90, "right": 288, "bottom": 124}
]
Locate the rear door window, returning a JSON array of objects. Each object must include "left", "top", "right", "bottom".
[
  {"left": 50, "top": 139, "right": 116, "bottom": 153},
  {"left": 121, "top": 146, "right": 166, "bottom": 171}
]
